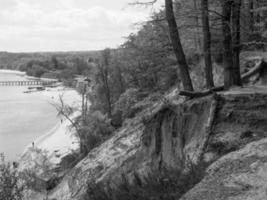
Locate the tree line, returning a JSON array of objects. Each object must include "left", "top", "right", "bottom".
[
  {"left": 16, "top": 0, "right": 267, "bottom": 157},
  {"left": 69, "top": 0, "right": 266, "bottom": 156},
  {"left": 89, "top": 0, "right": 266, "bottom": 119}
]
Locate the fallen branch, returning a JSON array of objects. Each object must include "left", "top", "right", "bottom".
[
  {"left": 179, "top": 86, "right": 223, "bottom": 98},
  {"left": 180, "top": 59, "right": 266, "bottom": 98},
  {"left": 241, "top": 60, "right": 266, "bottom": 80}
]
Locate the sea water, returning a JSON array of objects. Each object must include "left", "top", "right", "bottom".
[{"left": 0, "top": 71, "right": 58, "bottom": 161}]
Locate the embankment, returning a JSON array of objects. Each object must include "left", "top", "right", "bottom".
[{"left": 45, "top": 86, "right": 267, "bottom": 200}]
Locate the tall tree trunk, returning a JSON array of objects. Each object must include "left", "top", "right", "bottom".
[
  {"left": 101, "top": 49, "right": 112, "bottom": 118},
  {"left": 249, "top": 0, "right": 254, "bottom": 33},
  {"left": 201, "top": 0, "right": 214, "bottom": 88},
  {"left": 81, "top": 86, "right": 85, "bottom": 122},
  {"left": 193, "top": 0, "right": 202, "bottom": 51},
  {"left": 232, "top": 0, "right": 242, "bottom": 86},
  {"left": 222, "top": 0, "right": 234, "bottom": 89},
  {"left": 165, "top": 0, "right": 194, "bottom": 91},
  {"left": 102, "top": 69, "right": 112, "bottom": 118},
  {"left": 116, "top": 66, "right": 125, "bottom": 95}
]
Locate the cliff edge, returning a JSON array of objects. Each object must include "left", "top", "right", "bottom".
[{"left": 48, "top": 86, "right": 267, "bottom": 200}]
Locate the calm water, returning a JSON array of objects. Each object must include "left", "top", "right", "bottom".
[{"left": 0, "top": 71, "right": 58, "bottom": 161}]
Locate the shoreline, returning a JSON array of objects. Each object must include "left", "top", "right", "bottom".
[
  {"left": 0, "top": 69, "right": 25, "bottom": 75},
  {"left": 22, "top": 122, "right": 61, "bottom": 154},
  {"left": 20, "top": 87, "right": 81, "bottom": 165},
  {"left": 0, "top": 69, "right": 81, "bottom": 164},
  {"left": 0, "top": 69, "right": 57, "bottom": 81}
]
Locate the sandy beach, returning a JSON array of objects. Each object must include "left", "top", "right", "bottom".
[
  {"left": 22, "top": 86, "right": 82, "bottom": 164},
  {"left": 0, "top": 69, "right": 82, "bottom": 163}
]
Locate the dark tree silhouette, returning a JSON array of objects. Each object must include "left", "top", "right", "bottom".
[
  {"left": 222, "top": 0, "right": 234, "bottom": 89},
  {"left": 99, "top": 49, "right": 112, "bottom": 118},
  {"left": 165, "top": 0, "right": 194, "bottom": 91},
  {"left": 201, "top": 0, "right": 214, "bottom": 88},
  {"left": 232, "top": 0, "right": 242, "bottom": 86}
]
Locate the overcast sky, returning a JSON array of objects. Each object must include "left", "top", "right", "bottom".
[{"left": 0, "top": 0, "right": 163, "bottom": 52}]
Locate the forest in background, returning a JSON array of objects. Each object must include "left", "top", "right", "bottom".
[{"left": 0, "top": 51, "right": 99, "bottom": 70}]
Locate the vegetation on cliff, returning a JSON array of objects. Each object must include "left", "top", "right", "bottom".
[
  {"left": 1, "top": 0, "right": 267, "bottom": 199},
  {"left": 75, "top": 0, "right": 267, "bottom": 158}
]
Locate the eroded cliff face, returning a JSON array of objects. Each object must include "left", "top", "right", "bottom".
[
  {"left": 181, "top": 138, "right": 267, "bottom": 200},
  {"left": 181, "top": 91, "right": 267, "bottom": 200},
  {"left": 49, "top": 87, "right": 267, "bottom": 200}
]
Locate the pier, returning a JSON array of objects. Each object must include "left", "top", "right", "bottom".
[{"left": 0, "top": 80, "right": 58, "bottom": 86}]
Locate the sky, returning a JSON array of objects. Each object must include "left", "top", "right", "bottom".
[{"left": 0, "top": 0, "right": 163, "bottom": 52}]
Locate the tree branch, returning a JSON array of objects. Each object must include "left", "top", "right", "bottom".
[
  {"left": 179, "top": 86, "right": 223, "bottom": 98},
  {"left": 241, "top": 59, "right": 266, "bottom": 80},
  {"left": 129, "top": 0, "right": 158, "bottom": 6}
]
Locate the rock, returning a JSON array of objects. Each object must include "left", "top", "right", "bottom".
[{"left": 181, "top": 138, "right": 267, "bottom": 200}]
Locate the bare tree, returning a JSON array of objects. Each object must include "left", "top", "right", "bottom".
[
  {"left": 201, "top": 0, "right": 214, "bottom": 88},
  {"left": 165, "top": 0, "right": 194, "bottom": 91},
  {"left": 53, "top": 95, "right": 80, "bottom": 134}
]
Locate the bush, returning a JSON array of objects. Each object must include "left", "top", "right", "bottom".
[
  {"left": 19, "top": 148, "right": 54, "bottom": 192},
  {"left": 113, "top": 89, "right": 140, "bottom": 119},
  {"left": 0, "top": 154, "right": 24, "bottom": 200},
  {"left": 60, "top": 151, "right": 81, "bottom": 171},
  {"left": 112, "top": 88, "right": 147, "bottom": 126},
  {"left": 78, "top": 111, "right": 114, "bottom": 155}
]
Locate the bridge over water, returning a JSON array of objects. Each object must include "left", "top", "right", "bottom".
[{"left": 0, "top": 80, "right": 58, "bottom": 86}]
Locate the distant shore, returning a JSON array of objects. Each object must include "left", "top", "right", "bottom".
[
  {"left": 0, "top": 69, "right": 58, "bottom": 81},
  {"left": 0, "top": 69, "right": 25, "bottom": 74}
]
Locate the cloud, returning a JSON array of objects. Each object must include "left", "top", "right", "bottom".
[{"left": 0, "top": 0, "right": 162, "bottom": 52}]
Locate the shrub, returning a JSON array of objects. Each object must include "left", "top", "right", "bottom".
[
  {"left": 112, "top": 88, "right": 148, "bottom": 126},
  {"left": 60, "top": 151, "right": 81, "bottom": 171},
  {"left": 113, "top": 88, "right": 140, "bottom": 119},
  {"left": 0, "top": 154, "right": 24, "bottom": 200},
  {"left": 19, "top": 148, "right": 54, "bottom": 192},
  {"left": 78, "top": 111, "right": 114, "bottom": 155}
]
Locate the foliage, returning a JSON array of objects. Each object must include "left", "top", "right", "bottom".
[
  {"left": 0, "top": 154, "right": 24, "bottom": 200},
  {"left": 18, "top": 55, "right": 94, "bottom": 87},
  {"left": 0, "top": 51, "right": 99, "bottom": 70},
  {"left": 77, "top": 111, "right": 114, "bottom": 155},
  {"left": 19, "top": 61, "right": 48, "bottom": 77},
  {"left": 19, "top": 148, "right": 55, "bottom": 192},
  {"left": 119, "top": 18, "right": 178, "bottom": 92},
  {"left": 113, "top": 88, "right": 141, "bottom": 119},
  {"left": 54, "top": 93, "right": 114, "bottom": 156},
  {"left": 60, "top": 151, "right": 81, "bottom": 171}
]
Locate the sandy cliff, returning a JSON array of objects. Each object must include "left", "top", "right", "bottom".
[{"left": 45, "top": 86, "right": 267, "bottom": 200}]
